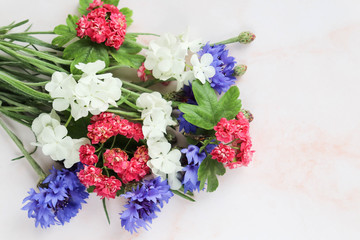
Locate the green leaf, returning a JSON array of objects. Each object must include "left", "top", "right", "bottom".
[
  {"left": 121, "top": 38, "right": 143, "bottom": 54},
  {"left": 63, "top": 39, "right": 109, "bottom": 74},
  {"left": 198, "top": 156, "right": 226, "bottom": 192},
  {"left": 52, "top": 15, "right": 79, "bottom": 47},
  {"left": 103, "top": 0, "right": 120, "bottom": 6},
  {"left": 179, "top": 80, "right": 242, "bottom": 130},
  {"left": 119, "top": 7, "right": 133, "bottom": 27},
  {"left": 110, "top": 48, "right": 145, "bottom": 69},
  {"left": 78, "top": 0, "right": 93, "bottom": 16},
  {"left": 67, "top": 115, "right": 91, "bottom": 139},
  {"left": 87, "top": 185, "right": 96, "bottom": 193}
]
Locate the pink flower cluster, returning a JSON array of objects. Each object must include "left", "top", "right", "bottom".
[
  {"left": 211, "top": 112, "right": 254, "bottom": 168},
  {"left": 87, "top": 112, "right": 144, "bottom": 144},
  {"left": 78, "top": 165, "right": 121, "bottom": 199},
  {"left": 137, "top": 63, "right": 150, "bottom": 82},
  {"left": 104, "top": 145, "right": 150, "bottom": 183},
  {"left": 76, "top": 0, "right": 127, "bottom": 50},
  {"left": 79, "top": 144, "right": 98, "bottom": 165}
]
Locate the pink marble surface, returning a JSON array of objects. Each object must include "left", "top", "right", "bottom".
[{"left": 1, "top": 0, "right": 360, "bottom": 239}]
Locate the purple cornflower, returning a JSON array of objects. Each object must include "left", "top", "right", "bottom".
[
  {"left": 178, "top": 84, "right": 198, "bottom": 133},
  {"left": 181, "top": 145, "right": 207, "bottom": 193},
  {"left": 198, "top": 43, "right": 237, "bottom": 94},
  {"left": 120, "top": 177, "right": 173, "bottom": 234},
  {"left": 22, "top": 167, "right": 88, "bottom": 228}
]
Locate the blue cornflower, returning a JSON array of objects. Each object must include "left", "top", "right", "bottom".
[
  {"left": 180, "top": 145, "right": 207, "bottom": 193},
  {"left": 177, "top": 112, "right": 197, "bottom": 134},
  {"left": 197, "top": 43, "right": 237, "bottom": 94},
  {"left": 120, "top": 177, "right": 174, "bottom": 234},
  {"left": 178, "top": 83, "right": 198, "bottom": 134},
  {"left": 22, "top": 167, "right": 89, "bottom": 228},
  {"left": 181, "top": 145, "right": 206, "bottom": 165}
]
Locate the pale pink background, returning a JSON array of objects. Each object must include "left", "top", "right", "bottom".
[{"left": 0, "top": 0, "right": 359, "bottom": 239}]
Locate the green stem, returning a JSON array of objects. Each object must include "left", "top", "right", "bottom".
[
  {"left": 110, "top": 135, "right": 117, "bottom": 149},
  {"left": 0, "top": 116, "right": 46, "bottom": 180},
  {"left": 64, "top": 115, "right": 72, "bottom": 127},
  {"left": 106, "top": 109, "right": 140, "bottom": 118},
  {"left": 129, "top": 32, "right": 160, "bottom": 37},
  {"left": 121, "top": 88, "right": 140, "bottom": 98},
  {"left": 172, "top": 190, "right": 196, "bottom": 202},
  {"left": 122, "top": 81, "right": 153, "bottom": 93},
  {"left": 102, "top": 198, "right": 111, "bottom": 225},
  {"left": 211, "top": 36, "right": 239, "bottom": 46},
  {"left": 124, "top": 98, "right": 142, "bottom": 110},
  {"left": 123, "top": 138, "right": 132, "bottom": 151}
]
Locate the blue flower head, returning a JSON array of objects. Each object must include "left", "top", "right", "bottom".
[
  {"left": 120, "top": 177, "right": 174, "bottom": 234},
  {"left": 197, "top": 43, "right": 237, "bottom": 94},
  {"left": 22, "top": 167, "right": 89, "bottom": 228},
  {"left": 180, "top": 145, "right": 207, "bottom": 193}
]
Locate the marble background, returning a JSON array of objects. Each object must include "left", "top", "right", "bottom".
[{"left": 0, "top": 0, "right": 359, "bottom": 239}]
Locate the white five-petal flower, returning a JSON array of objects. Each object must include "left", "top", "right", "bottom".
[{"left": 190, "top": 53, "right": 216, "bottom": 84}]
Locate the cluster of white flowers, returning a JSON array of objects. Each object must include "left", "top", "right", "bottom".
[
  {"left": 144, "top": 31, "right": 215, "bottom": 91},
  {"left": 136, "top": 92, "right": 182, "bottom": 189},
  {"left": 31, "top": 110, "right": 89, "bottom": 168},
  {"left": 45, "top": 60, "right": 123, "bottom": 121}
]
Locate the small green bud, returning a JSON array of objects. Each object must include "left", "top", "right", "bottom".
[
  {"left": 241, "top": 109, "right": 254, "bottom": 122},
  {"left": 238, "top": 31, "right": 256, "bottom": 44},
  {"left": 233, "top": 64, "right": 247, "bottom": 76}
]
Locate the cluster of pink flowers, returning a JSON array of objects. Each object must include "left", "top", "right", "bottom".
[
  {"left": 78, "top": 165, "right": 122, "bottom": 199},
  {"left": 79, "top": 144, "right": 98, "bottom": 165},
  {"left": 76, "top": 0, "right": 127, "bottom": 49},
  {"left": 211, "top": 112, "right": 254, "bottom": 168},
  {"left": 87, "top": 112, "right": 144, "bottom": 144},
  {"left": 77, "top": 145, "right": 150, "bottom": 199},
  {"left": 104, "top": 145, "right": 150, "bottom": 183},
  {"left": 137, "top": 63, "right": 150, "bottom": 82}
]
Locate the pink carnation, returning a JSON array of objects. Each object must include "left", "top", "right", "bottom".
[
  {"left": 77, "top": 165, "right": 103, "bottom": 188},
  {"left": 87, "top": 0, "right": 104, "bottom": 11},
  {"left": 103, "top": 148, "right": 129, "bottom": 174},
  {"left": 226, "top": 137, "right": 254, "bottom": 169},
  {"left": 79, "top": 144, "right": 98, "bottom": 165},
  {"left": 137, "top": 63, "right": 150, "bottom": 82},
  {"left": 75, "top": 2, "right": 127, "bottom": 49},
  {"left": 119, "top": 146, "right": 150, "bottom": 183},
  {"left": 87, "top": 119, "right": 115, "bottom": 144},
  {"left": 94, "top": 175, "right": 122, "bottom": 199},
  {"left": 210, "top": 143, "right": 236, "bottom": 164},
  {"left": 214, "top": 118, "right": 235, "bottom": 143}
]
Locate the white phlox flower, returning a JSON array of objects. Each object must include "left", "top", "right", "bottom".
[
  {"left": 144, "top": 33, "right": 187, "bottom": 81},
  {"left": 45, "top": 72, "right": 77, "bottom": 112},
  {"left": 31, "top": 111, "right": 90, "bottom": 168},
  {"left": 190, "top": 53, "right": 216, "bottom": 84},
  {"left": 178, "top": 28, "right": 203, "bottom": 53},
  {"left": 137, "top": 92, "right": 182, "bottom": 189},
  {"left": 45, "top": 60, "right": 123, "bottom": 121}
]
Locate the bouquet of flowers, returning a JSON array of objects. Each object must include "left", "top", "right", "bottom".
[{"left": 0, "top": 0, "right": 255, "bottom": 233}]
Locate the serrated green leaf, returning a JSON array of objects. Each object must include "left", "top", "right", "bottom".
[
  {"left": 103, "top": 0, "right": 120, "bottom": 6},
  {"left": 87, "top": 185, "right": 96, "bottom": 193},
  {"left": 52, "top": 15, "right": 79, "bottom": 47},
  {"left": 63, "top": 39, "right": 109, "bottom": 74},
  {"left": 78, "top": 0, "right": 93, "bottom": 16},
  {"left": 198, "top": 156, "right": 226, "bottom": 192},
  {"left": 110, "top": 48, "right": 144, "bottom": 69},
  {"left": 121, "top": 39, "right": 143, "bottom": 54},
  {"left": 120, "top": 7, "right": 133, "bottom": 27},
  {"left": 179, "top": 80, "right": 242, "bottom": 130}
]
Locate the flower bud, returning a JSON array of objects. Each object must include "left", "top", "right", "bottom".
[
  {"left": 241, "top": 109, "right": 254, "bottom": 122},
  {"left": 233, "top": 64, "right": 247, "bottom": 76},
  {"left": 238, "top": 31, "right": 256, "bottom": 44}
]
